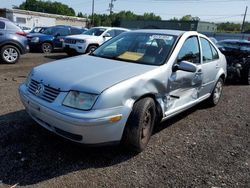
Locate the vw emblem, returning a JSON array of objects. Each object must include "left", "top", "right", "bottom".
[{"left": 35, "top": 83, "right": 44, "bottom": 96}]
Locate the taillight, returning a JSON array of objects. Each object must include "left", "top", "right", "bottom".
[{"left": 16, "top": 31, "right": 27, "bottom": 36}]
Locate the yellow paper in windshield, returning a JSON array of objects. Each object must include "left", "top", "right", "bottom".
[{"left": 118, "top": 52, "right": 143, "bottom": 61}]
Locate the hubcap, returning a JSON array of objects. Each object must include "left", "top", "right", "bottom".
[
  {"left": 141, "top": 109, "right": 152, "bottom": 144},
  {"left": 213, "top": 81, "right": 222, "bottom": 104},
  {"left": 42, "top": 44, "right": 52, "bottom": 53},
  {"left": 3, "top": 48, "right": 18, "bottom": 63}
]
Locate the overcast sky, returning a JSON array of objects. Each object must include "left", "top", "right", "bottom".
[{"left": 1, "top": 0, "right": 250, "bottom": 23}]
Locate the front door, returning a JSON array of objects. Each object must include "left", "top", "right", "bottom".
[
  {"left": 166, "top": 36, "right": 203, "bottom": 112},
  {"left": 54, "top": 28, "right": 70, "bottom": 48}
]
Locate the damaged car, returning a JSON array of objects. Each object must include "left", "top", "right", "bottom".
[
  {"left": 19, "top": 30, "right": 227, "bottom": 152},
  {"left": 217, "top": 39, "right": 250, "bottom": 85}
]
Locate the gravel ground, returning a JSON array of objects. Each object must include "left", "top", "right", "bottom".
[{"left": 0, "top": 53, "right": 249, "bottom": 188}]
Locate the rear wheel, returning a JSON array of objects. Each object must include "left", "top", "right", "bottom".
[
  {"left": 207, "top": 78, "right": 223, "bottom": 106},
  {"left": 41, "top": 42, "right": 53, "bottom": 53},
  {"left": 122, "top": 97, "right": 156, "bottom": 152},
  {"left": 0, "top": 45, "right": 20, "bottom": 64},
  {"left": 241, "top": 67, "right": 250, "bottom": 85}
]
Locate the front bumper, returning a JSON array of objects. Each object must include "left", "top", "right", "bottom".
[{"left": 19, "top": 84, "right": 131, "bottom": 144}]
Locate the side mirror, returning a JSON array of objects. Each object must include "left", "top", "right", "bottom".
[
  {"left": 173, "top": 61, "right": 197, "bottom": 73},
  {"left": 103, "top": 33, "right": 111, "bottom": 38}
]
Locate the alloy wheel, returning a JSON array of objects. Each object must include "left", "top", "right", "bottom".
[
  {"left": 213, "top": 80, "right": 223, "bottom": 104},
  {"left": 3, "top": 47, "right": 18, "bottom": 63}
]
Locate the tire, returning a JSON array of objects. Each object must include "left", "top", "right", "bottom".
[
  {"left": 207, "top": 78, "right": 223, "bottom": 106},
  {"left": 122, "top": 97, "right": 156, "bottom": 152},
  {"left": 241, "top": 67, "right": 250, "bottom": 85},
  {"left": 41, "top": 42, "right": 53, "bottom": 53},
  {"left": 86, "top": 45, "right": 97, "bottom": 54},
  {"left": 0, "top": 45, "right": 20, "bottom": 64}
]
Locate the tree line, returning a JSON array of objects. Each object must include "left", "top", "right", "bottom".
[{"left": 15, "top": 0, "right": 250, "bottom": 33}]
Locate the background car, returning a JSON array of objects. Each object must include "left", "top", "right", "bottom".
[
  {"left": 217, "top": 39, "right": 250, "bottom": 84},
  {"left": 18, "top": 25, "right": 32, "bottom": 33},
  {"left": 63, "top": 27, "right": 129, "bottom": 56},
  {"left": 0, "top": 17, "right": 29, "bottom": 64},
  {"left": 209, "top": 37, "right": 218, "bottom": 44},
  {"left": 29, "top": 26, "right": 48, "bottom": 34},
  {"left": 27, "top": 25, "right": 86, "bottom": 53}
]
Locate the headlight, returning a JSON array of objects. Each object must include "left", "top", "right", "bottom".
[
  {"left": 63, "top": 91, "right": 98, "bottom": 110},
  {"left": 25, "top": 70, "right": 32, "bottom": 86},
  {"left": 31, "top": 37, "right": 39, "bottom": 43},
  {"left": 77, "top": 39, "right": 85, "bottom": 43}
]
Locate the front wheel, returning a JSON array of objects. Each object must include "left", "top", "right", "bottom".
[
  {"left": 122, "top": 97, "right": 156, "bottom": 152},
  {"left": 207, "top": 78, "right": 223, "bottom": 106},
  {"left": 0, "top": 45, "right": 20, "bottom": 64},
  {"left": 86, "top": 45, "right": 97, "bottom": 54},
  {"left": 41, "top": 42, "right": 53, "bottom": 53}
]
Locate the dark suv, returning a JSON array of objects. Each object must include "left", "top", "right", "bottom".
[
  {"left": 217, "top": 40, "right": 250, "bottom": 84},
  {"left": 0, "top": 17, "right": 29, "bottom": 64},
  {"left": 27, "top": 25, "right": 85, "bottom": 53}
]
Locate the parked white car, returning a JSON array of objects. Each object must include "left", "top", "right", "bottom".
[{"left": 63, "top": 27, "right": 129, "bottom": 55}]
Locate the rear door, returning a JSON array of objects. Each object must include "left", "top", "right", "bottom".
[{"left": 199, "top": 37, "right": 220, "bottom": 96}]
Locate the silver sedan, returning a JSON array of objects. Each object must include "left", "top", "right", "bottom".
[{"left": 19, "top": 30, "right": 227, "bottom": 152}]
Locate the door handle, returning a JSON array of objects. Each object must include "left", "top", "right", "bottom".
[{"left": 0, "top": 33, "right": 3, "bottom": 35}]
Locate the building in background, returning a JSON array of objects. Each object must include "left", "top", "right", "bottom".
[
  {"left": 0, "top": 8, "right": 88, "bottom": 29},
  {"left": 119, "top": 20, "right": 217, "bottom": 32}
]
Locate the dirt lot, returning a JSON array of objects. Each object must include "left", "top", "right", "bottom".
[{"left": 0, "top": 53, "right": 249, "bottom": 188}]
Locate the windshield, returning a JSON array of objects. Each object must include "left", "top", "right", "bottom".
[
  {"left": 92, "top": 32, "right": 177, "bottom": 65},
  {"left": 83, "top": 28, "right": 106, "bottom": 36}
]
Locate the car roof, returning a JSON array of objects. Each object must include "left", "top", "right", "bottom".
[
  {"left": 47, "top": 25, "right": 82, "bottom": 29},
  {"left": 130, "top": 29, "right": 187, "bottom": 37},
  {"left": 92, "top": 26, "right": 129, "bottom": 30},
  {"left": 0, "top": 17, "right": 11, "bottom": 22},
  {"left": 219, "top": 39, "right": 250, "bottom": 43}
]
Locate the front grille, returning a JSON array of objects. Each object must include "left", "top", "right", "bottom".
[
  {"left": 28, "top": 79, "right": 60, "bottom": 103},
  {"left": 64, "top": 39, "right": 76, "bottom": 44}
]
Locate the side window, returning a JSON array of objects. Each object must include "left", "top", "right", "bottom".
[
  {"left": 210, "top": 43, "right": 219, "bottom": 60},
  {"left": 177, "top": 36, "right": 200, "bottom": 64},
  {"left": 57, "top": 28, "right": 70, "bottom": 36},
  {"left": 106, "top": 30, "right": 115, "bottom": 37},
  {"left": 5, "top": 21, "right": 21, "bottom": 30},
  {"left": 71, "top": 28, "right": 81, "bottom": 35},
  {"left": 200, "top": 38, "right": 213, "bottom": 62},
  {"left": 0, "top": 21, "right": 5, "bottom": 29}
]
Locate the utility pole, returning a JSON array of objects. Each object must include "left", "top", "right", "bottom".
[
  {"left": 109, "top": 0, "right": 116, "bottom": 15},
  {"left": 241, "top": 6, "right": 248, "bottom": 33},
  {"left": 91, "top": 0, "right": 95, "bottom": 27}
]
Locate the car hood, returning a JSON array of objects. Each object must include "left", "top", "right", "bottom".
[
  {"left": 66, "top": 34, "right": 100, "bottom": 40},
  {"left": 32, "top": 55, "right": 157, "bottom": 94}
]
